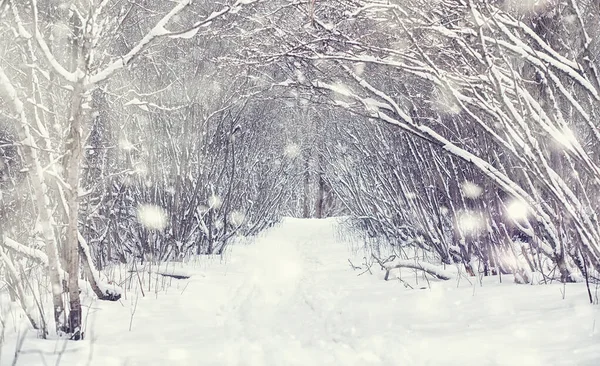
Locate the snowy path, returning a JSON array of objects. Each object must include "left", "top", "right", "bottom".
[
  {"left": 217, "top": 218, "right": 389, "bottom": 365},
  {"left": 2, "top": 218, "right": 599, "bottom": 366}
]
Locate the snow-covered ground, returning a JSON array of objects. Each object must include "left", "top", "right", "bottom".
[{"left": 1, "top": 218, "right": 599, "bottom": 365}]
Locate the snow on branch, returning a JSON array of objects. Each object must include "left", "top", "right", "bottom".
[
  {"left": 311, "top": 79, "right": 426, "bottom": 141},
  {"left": 89, "top": 1, "right": 257, "bottom": 85},
  {"left": 1, "top": 235, "right": 121, "bottom": 301},
  {"left": 1, "top": 236, "right": 68, "bottom": 281},
  {"left": 88, "top": 0, "right": 189, "bottom": 84},
  {"left": 495, "top": 14, "right": 580, "bottom": 71},
  {"left": 373, "top": 255, "right": 453, "bottom": 281},
  {"left": 31, "top": 0, "right": 78, "bottom": 83},
  {"left": 124, "top": 97, "right": 186, "bottom": 112},
  {"left": 465, "top": 5, "right": 599, "bottom": 100},
  {"left": 0, "top": 66, "right": 24, "bottom": 114},
  {"left": 349, "top": 3, "right": 409, "bottom": 18},
  {"left": 0, "top": 248, "right": 42, "bottom": 332},
  {"left": 78, "top": 232, "right": 122, "bottom": 301},
  {"left": 309, "top": 56, "right": 563, "bottom": 257},
  {"left": 3, "top": 236, "right": 49, "bottom": 266},
  {"left": 166, "top": 6, "right": 232, "bottom": 38}
]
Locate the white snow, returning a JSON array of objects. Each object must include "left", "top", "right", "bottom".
[
  {"left": 168, "top": 27, "right": 200, "bottom": 40},
  {"left": 506, "top": 199, "right": 530, "bottom": 221},
  {"left": 457, "top": 210, "right": 484, "bottom": 234},
  {"left": 284, "top": 143, "right": 301, "bottom": 158},
  {"left": 208, "top": 194, "right": 223, "bottom": 209},
  {"left": 229, "top": 210, "right": 246, "bottom": 227},
  {"left": 354, "top": 62, "right": 366, "bottom": 76},
  {"left": 461, "top": 180, "right": 483, "bottom": 198},
  {"left": 119, "top": 138, "right": 136, "bottom": 151},
  {"left": 552, "top": 126, "right": 578, "bottom": 149},
  {"left": 136, "top": 204, "right": 168, "bottom": 230},
  {"left": 329, "top": 82, "right": 354, "bottom": 98},
  {"left": 504, "top": 0, "right": 551, "bottom": 15},
  {"left": 1, "top": 218, "right": 599, "bottom": 365}
]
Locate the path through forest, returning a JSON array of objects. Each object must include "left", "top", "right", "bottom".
[{"left": 2, "top": 218, "right": 599, "bottom": 366}]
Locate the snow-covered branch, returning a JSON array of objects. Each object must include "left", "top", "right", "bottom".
[
  {"left": 374, "top": 255, "right": 453, "bottom": 281},
  {"left": 30, "top": 0, "right": 79, "bottom": 83},
  {"left": 89, "top": 1, "right": 257, "bottom": 85}
]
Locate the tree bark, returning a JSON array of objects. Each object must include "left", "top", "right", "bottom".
[
  {"left": 0, "top": 67, "right": 66, "bottom": 333},
  {"left": 315, "top": 169, "right": 325, "bottom": 218},
  {"left": 303, "top": 151, "right": 311, "bottom": 218},
  {"left": 64, "top": 79, "right": 84, "bottom": 338}
]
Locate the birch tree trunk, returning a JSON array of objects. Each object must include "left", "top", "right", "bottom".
[
  {"left": 65, "top": 79, "right": 85, "bottom": 338},
  {"left": 0, "top": 67, "right": 66, "bottom": 332}
]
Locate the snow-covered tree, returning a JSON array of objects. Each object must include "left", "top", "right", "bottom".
[
  {"left": 244, "top": 0, "right": 600, "bottom": 287},
  {"left": 0, "top": 0, "right": 259, "bottom": 339}
]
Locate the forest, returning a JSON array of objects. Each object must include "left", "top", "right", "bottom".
[{"left": 0, "top": 0, "right": 599, "bottom": 361}]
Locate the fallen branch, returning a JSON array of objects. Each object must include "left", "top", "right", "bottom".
[
  {"left": 373, "top": 254, "right": 453, "bottom": 281},
  {"left": 78, "top": 233, "right": 122, "bottom": 301},
  {"left": 2, "top": 235, "right": 121, "bottom": 301},
  {"left": 348, "top": 258, "right": 361, "bottom": 270},
  {"left": 358, "top": 256, "right": 373, "bottom": 276},
  {"left": 128, "top": 268, "right": 191, "bottom": 280},
  {"left": 157, "top": 273, "right": 190, "bottom": 280}
]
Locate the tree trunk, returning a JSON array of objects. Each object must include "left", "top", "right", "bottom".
[
  {"left": 1, "top": 249, "right": 43, "bottom": 335},
  {"left": 0, "top": 67, "right": 67, "bottom": 334},
  {"left": 315, "top": 168, "right": 325, "bottom": 218},
  {"left": 64, "top": 80, "right": 84, "bottom": 339},
  {"left": 61, "top": 9, "right": 88, "bottom": 339},
  {"left": 303, "top": 151, "right": 311, "bottom": 218}
]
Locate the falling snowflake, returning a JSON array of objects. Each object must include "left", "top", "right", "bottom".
[
  {"left": 208, "top": 194, "right": 222, "bottom": 209},
  {"left": 552, "top": 126, "right": 577, "bottom": 150},
  {"left": 229, "top": 210, "right": 245, "bottom": 227},
  {"left": 119, "top": 138, "right": 135, "bottom": 151},
  {"left": 440, "top": 206, "right": 449, "bottom": 215},
  {"left": 52, "top": 283, "right": 63, "bottom": 296},
  {"left": 197, "top": 205, "right": 209, "bottom": 214},
  {"left": 563, "top": 14, "right": 577, "bottom": 24},
  {"left": 354, "top": 62, "right": 365, "bottom": 76},
  {"left": 295, "top": 69, "right": 306, "bottom": 83},
  {"left": 506, "top": 200, "right": 529, "bottom": 221},
  {"left": 284, "top": 143, "right": 301, "bottom": 158},
  {"left": 504, "top": 0, "right": 550, "bottom": 15},
  {"left": 405, "top": 192, "right": 417, "bottom": 200},
  {"left": 330, "top": 82, "right": 353, "bottom": 98},
  {"left": 457, "top": 210, "right": 483, "bottom": 234},
  {"left": 134, "top": 162, "right": 148, "bottom": 176},
  {"left": 137, "top": 204, "right": 168, "bottom": 230},
  {"left": 433, "top": 84, "right": 461, "bottom": 115},
  {"left": 461, "top": 181, "right": 483, "bottom": 198}
]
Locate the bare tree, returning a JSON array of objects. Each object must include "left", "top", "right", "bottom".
[{"left": 0, "top": 0, "right": 260, "bottom": 338}]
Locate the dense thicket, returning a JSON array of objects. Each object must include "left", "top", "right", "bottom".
[{"left": 254, "top": 0, "right": 600, "bottom": 285}]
